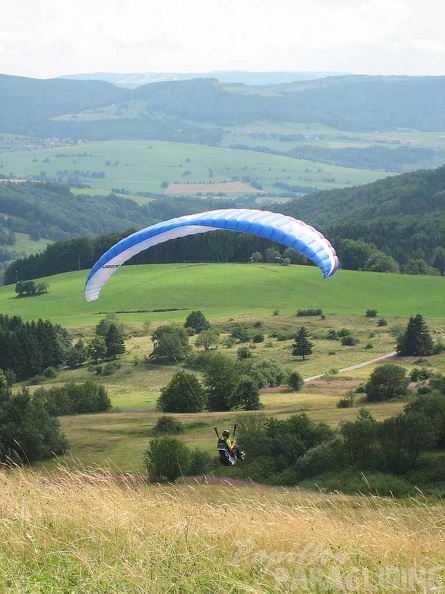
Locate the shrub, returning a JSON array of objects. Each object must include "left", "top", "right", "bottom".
[
  {"left": 252, "top": 333, "right": 265, "bottom": 343},
  {"left": 325, "top": 329, "right": 338, "bottom": 341},
  {"left": 288, "top": 371, "right": 304, "bottom": 392},
  {"left": 154, "top": 416, "right": 184, "bottom": 434},
  {"left": 377, "top": 319, "right": 388, "bottom": 327},
  {"left": 337, "top": 397, "right": 352, "bottom": 408},
  {"left": 410, "top": 367, "right": 432, "bottom": 382},
  {"left": 366, "top": 309, "right": 378, "bottom": 317},
  {"left": 341, "top": 335, "right": 359, "bottom": 346},
  {"left": 296, "top": 308, "right": 323, "bottom": 317},
  {"left": 157, "top": 371, "right": 207, "bottom": 413},
  {"left": 43, "top": 366, "right": 58, "bottom": 378},
  {"left": 143, "top": 437, "right": 191, "bottom": 482},
  {"left": 33, "top": 381, "right": 112, "bottom": 416},
  {"left": 237, "top": 347, "right": 253, "bottom": 360},
  {"left": 337, "top": 328, "right": 351, "bottom": 337},
  {"left": 188, "top": 448, "right": 214, "bottom": 476}
]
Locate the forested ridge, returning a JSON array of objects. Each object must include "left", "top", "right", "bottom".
[
  {"left": 280, "top": 165, "right": 445, "bottom": 267},
  {"left": 4, "top": 165, "right": 445, "bottom": 283}
]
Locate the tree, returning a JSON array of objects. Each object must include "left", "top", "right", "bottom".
[
  {"left": 365, "top": 364, "right": 409, "bottom": 402},
  {"left": 87, "top": 336, "right": 107, "bottom": 363},
  {"left": 288, "top": 371, "right": 304, "bottom": 392},
  {"left": 378, "top": 411, "right": 435, "bottom": 473},
  {"left": 95, "top": 315, "right": 124, "bottom": 338},
  {"left": 283, "top": 247, "right": 307, "bottom": 265},
  {"left": 248, "top": 359, "right": 288, "bottom": 389},
  {"left": 340, "top": 409, "right": 379, "bottom": 469},
  {"left": 229, "top": 375, "right": 261, "bottom": 410},
  {"left": 150, "top": 325, "right": 191, "bottom": 363},
  {"left": 0, "top": 384, "right": 68, "bottom": 465},
  {"left": 397, "top": 314, "right": 434, "bottom": 356},
  {"left": 203, "top": 353, "right": 238, "bottom": 412},
  {"left": 105, "top": 324, "right": 126, "bottom": 359},
  {"left": 15, "top": 280, "right": 38, "bottom": 296},
  {"left": 265, "top": 247, "right": 281, "bottom": 263},
  {"left": 365, "top": 253, "right": 399, "bottom": 273},
  {"left": 65, "top": 339, "right": 87, "bottom": 369},
  {"left": 143, "top": 436, "right": 191, "bottom": 482},
  {"left": 184, "top": 311, "right": 210, "bottom": 334},
  {"left": 291, "top": 327, "right": 314, "bottom": 360},
  {"left": 157, "top": 371, "right": 207, "bottom": 413},
  {"left": 195, "top": 327, "right": 220, "bottom": 351}
]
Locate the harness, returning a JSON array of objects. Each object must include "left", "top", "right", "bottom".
[{"left": 217, "top": 438, "right": 236, "bottom": 466}]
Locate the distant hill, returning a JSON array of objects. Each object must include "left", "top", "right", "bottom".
[
  {"left": 0, "top": 74, "right": 128, "bottom": 136},
  {"left": 59, "top": 70, "right": 351, "bottom": 88},
  {"left": 1, "top": 73, "right": 445, "bottom": 141},
  {"left": 280, "top": 165, "right": 445, "bottom": 268}
]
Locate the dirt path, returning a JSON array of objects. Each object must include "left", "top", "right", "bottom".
[{"left": 304, "top": 351, "right": 397, "bottom": 383}]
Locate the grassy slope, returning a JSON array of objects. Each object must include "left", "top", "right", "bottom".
[
  {"left": 1, "top": 263, "right": 444, "bottom": 326},
  {"left": 2, "top": 262, "right": 442, "bottom": 473}
]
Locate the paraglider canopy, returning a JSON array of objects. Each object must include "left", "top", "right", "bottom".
[{"left": 84, "top": 208, "right": 338, "bottom": 302}]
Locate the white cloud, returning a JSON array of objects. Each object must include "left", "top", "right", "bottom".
[{"left": 0, "top": 0, "right": 443, "bottom": 78}]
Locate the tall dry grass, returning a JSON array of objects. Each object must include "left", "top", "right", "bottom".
[{"left": 1, "top": 465, "right": 444, "bottom": 593}]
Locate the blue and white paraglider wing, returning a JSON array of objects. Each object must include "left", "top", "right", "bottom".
[{"left": 84, "top": 208, "right": 338, "bottom": 302}]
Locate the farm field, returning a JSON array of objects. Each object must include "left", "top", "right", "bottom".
[{"left": 0, "top": 138, "right": 396, "bottom": 195}]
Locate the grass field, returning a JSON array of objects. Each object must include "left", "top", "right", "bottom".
[
  {"left": 1, "top": 263, "right": 444, "bottom": 327},
  {"left": 2, "top": 467, "right": 444, "bottom": 593},
  {"left": 0, "top": 138, "right": 395, "bottom": 195}
]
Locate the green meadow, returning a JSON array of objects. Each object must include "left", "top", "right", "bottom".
[
  {"left": 0, "top": 139, "right": 393, "bottom": 195},
  {"left": 1, "top": 263, "right": 444, "bottom": 327}
]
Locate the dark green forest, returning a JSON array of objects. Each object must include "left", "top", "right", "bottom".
[{"left": 281, "top": 165, "right": 445, "bottom": 269}]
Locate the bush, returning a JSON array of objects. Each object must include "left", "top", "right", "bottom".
[
  {"left": 341, "top": 335, "right": 359, "bottom": 346},
  {"left": 337, "top": 397, "right": 352, "bottom": 408},
  {"left": 237, "top": 347, "right": 253, "bottom": 360},
  {"left": 33, "top": 381, "right": 112, "bottom": 416},
  {"left": 0, "top": 386, "right": 68, "bottom": 465},
  {"left": 188, "top": 448, "right": 214, "bottom": 476},
  {"left": 252, "top": 333, "right": 265, "bottom": 343},
  {"left": 296, "top": 308, "right": 323, "bottom": 317},
  {"left": 296, "top": 438, "right": 347, "bottom": 478},
  {"left": 365, "top": 364, "right": 409, "bottom": 402},
  {"left": 154, "top": 416, "right": 184, "bottom": 434},
  {"left": 42, "top": 367, "right": 58, "bottom": 378},
  {"left": 143, "top": 437, "right": 191, "bottom": 482},
  {"left": 366, "top": 309, "right": 378, "bottom": 317},
  {"left": 157, "top": 371, "right": 207, "bottom": 413},
  {"left": 288, "top": 371, "right": 304, "bottom": 392},
  {"left": 377, "top": 319, "right": 388, "bottom": 327},
  {"left": 410, "top": 367, "right": 432, "bottom": 382}
]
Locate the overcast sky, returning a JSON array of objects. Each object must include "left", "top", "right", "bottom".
[{"left": 1, "top": 0, "right": 443, "bottom": 79}]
